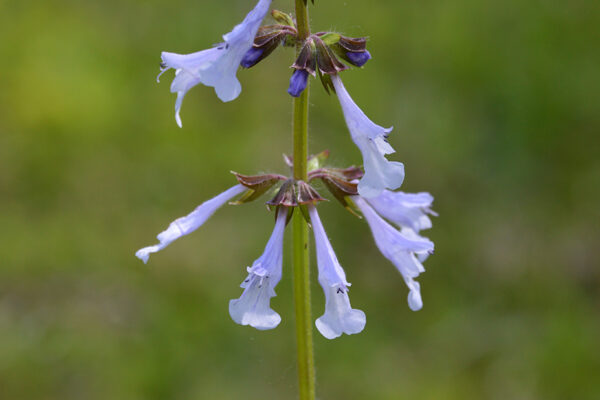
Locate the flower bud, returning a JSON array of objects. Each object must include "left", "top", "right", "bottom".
[
  {"left": 345, "top": 50, "right": 371, "bottom": 67},
  {"left": 332, "top": 36, "right": 371, "bottom": 68},
  {"left": 270, "top": 9, "right": 295, "bottom": 27},
  {"left": 240, "top": 47, "right": 265, "bottom": 68},
  {"left": 240, "top": 25, "right": 298, "bottom": 69},
  {"left": 287, "top": 69, "right": 309, "bottom": 97}
]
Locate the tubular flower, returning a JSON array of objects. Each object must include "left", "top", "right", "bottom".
[
  {"left": 229, "top": 207, "right": 287, "bottom": 330},
  {"left": 135, "top": 184, "right": 246, "bottom": 263},
  {"left": 331, "top": 74, "right": 404, "bottom": 198},
  {"left": 158, "top": 0, "right": 272, "bottom": 127},
  {"left": 308, "top": 205, "right": 366, "bottom": 339},
  {"left": 353, "top": 196, "right": 434, "bottom": 311}
]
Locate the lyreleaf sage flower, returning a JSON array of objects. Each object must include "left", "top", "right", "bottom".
[
  {"left": 158, "top": 0, "right": 272, "bottom": 127},
  {"left": 353, "top": 196, "right": 434, "bottom": 311},
  {"left": 308, "top": 205, "right": 366, "bottom": 339},
  {"left": 366, "top": 190, "right": 437, "bottom": 232},
  {"left": 331, "top": 74, "right": 404, "bottom": 198},
  {"left": 135, "top": 184, "right": 246, "bottom": 263},
  {"left": 229, "top": 207, "right": 287, "bottom": 330}
]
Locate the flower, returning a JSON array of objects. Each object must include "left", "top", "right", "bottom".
[
  {"left": 331, "top": 74, "right": 404, "bottom": 198},
  {"left": 365, "top": 190, "right": 437, "bottom": 232},
  {"left": 308, "top": 205, "right": 366, "bottom": 339},
  {"left": 229, "top": 207, "right": 287, "bottom": 330},
  {"left": 353, "top": 196, "right": 434, "bottom": 311},
  {"left": 158, "top": 0, "right": 272, "bottom": 127},
  {"left": 135, "top": 184, "right": 246, "bottom": 263},
  {"left": 287, "top": 69, "right": 309, "bottom": 97}
]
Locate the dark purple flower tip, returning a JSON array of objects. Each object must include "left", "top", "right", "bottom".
[
  {"left": 346, "top": 50, "right": 371, "bottom": 67},
  {"left": 287, "top": 69, "right": 309, "bottom": 97},
  {"left": 240, "top": 47, "right": 264, "bottom": 68}
]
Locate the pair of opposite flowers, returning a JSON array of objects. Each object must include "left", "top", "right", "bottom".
[{"left": 138, "top": 0, "right": 436, "bottom": 339}]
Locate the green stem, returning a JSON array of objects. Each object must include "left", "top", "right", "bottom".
[{"left": 292, "top": 1, "right": 314, "bottom": 400}]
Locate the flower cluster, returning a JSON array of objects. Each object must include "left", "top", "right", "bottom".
[{"left": 142, "top": 0, "right": 436, "bottom": 339}]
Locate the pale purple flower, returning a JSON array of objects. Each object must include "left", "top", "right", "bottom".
[
  {"left": 366, "top": 190, "right": 437, "bottom": 232},
  {"left": 135, "top": 184, "right": 245, "bottom": 263},
  {"left": 158, "top": 0, "right": 272, "bottom": 127},
  {"left": 309, "top": 206, "right": 366, "bottom": 339},
  {"left": 331, "top": 74, "right": 404, "bottom": 198},
  {"left": 353, "top": 196, "right": 434, "bottom": 311},
  {"left": 229, "top": 207, "right": 287, "bottom": 330}
]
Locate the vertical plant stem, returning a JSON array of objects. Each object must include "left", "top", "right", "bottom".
[{"left": 292, "top": 1, "right": 315, "bottom": 400}]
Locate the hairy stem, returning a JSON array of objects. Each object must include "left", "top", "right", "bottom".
[{"left": 292, "top": 1, "right": 315, "bottom": 400}]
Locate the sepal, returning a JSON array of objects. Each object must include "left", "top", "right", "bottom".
[
  {"left": 319, "top": 32, "right": 341, "bottom": 46},
  {"left": 330, "top": 35, "right": 370, "bottom": 67},
  {"left": 292, "top": 39, "right": 317, "bottom": 75},
  {"left": 284, "top": 150, "right": 330, "bottom": 171},
  {"left": 230, "top": 172, "right": 286, "bottom": 204},
  {"left": 314, "top": 36, "right": 348, "bottom": 75},
  {"left": 338, "top": 36, "right": 367, "bottom": 52},
  {"left": 309, "top": 167, "right": 363, "bottom": 214},
  {"left": 270, "top": 10, "right": 295, "bottom": 27},
  {"left": 296, "top": 181, "right": 326, "bottom": 204},
  {"left": 266, "top": 179, "right": 326, "bottom": 207},
  {"left": 266, "top": 179, "right": 297, "bottom": 207},
  {"left": 241, "top": 25, "right": 298, "bottom": 68},
  {"left": 307, "top": 150, "right": 331, "bottom": 171}
]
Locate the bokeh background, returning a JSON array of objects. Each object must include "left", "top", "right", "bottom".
[{"left": 1, "top": 0, "right": 599, "bottom": 399}]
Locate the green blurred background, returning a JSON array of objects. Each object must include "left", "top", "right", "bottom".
[{"left": 1, "top": 0, "right": 599, "bottom": 399}]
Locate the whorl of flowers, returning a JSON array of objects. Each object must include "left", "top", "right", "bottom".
[{"left": 140, "top": 1, "right": 436, "bottom": 339}]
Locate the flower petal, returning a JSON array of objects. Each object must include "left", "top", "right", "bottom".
[
  {"left": 135, "top": 184, "right": 245, "bottom": 263},
  {"left": 405, "top": 277, "right": 423, "bottom": 311},
  {"left": 354, "top": 196, "right": 433, "bottom": 310},
  {"left": 331, "top": 75, "right": 404, "bottom": 197},
  {"left": 315, "top": 285, "right": 366, "bottom": 339},
  {"left": 366, "top": 190, "right": 435, "bottom": 232},
  {"left": 355, "top": 135, "right": 405, "bottom": 198},
  {"left": 331, "top": 74, "right": 391, "bottom": 141},
  {"left": 229, "top": 274, "right": 282, "bottom": 330}
]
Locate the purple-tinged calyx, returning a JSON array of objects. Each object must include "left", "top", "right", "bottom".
[
  {"left": 241, "top": 23, "right": 298, "bottom": 69},
  {"left": 319, "top": 33, "right": 371, "bottom": 68},
  {"left": 287, "top": 69, "right": 309, "bottom": 97},
  {"left": 266, "top": 179, "right": 325, "bottom": 207}
]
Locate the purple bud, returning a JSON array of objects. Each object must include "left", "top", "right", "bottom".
[
  {"left": 346, "top": 50, "right": 371, "bottom": 67},
  {"left": 240, "top": 47, "right": 264, "bottom": 68},
  {"left": 287, "top": 69, "right": 309, "bottom": 97}
]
